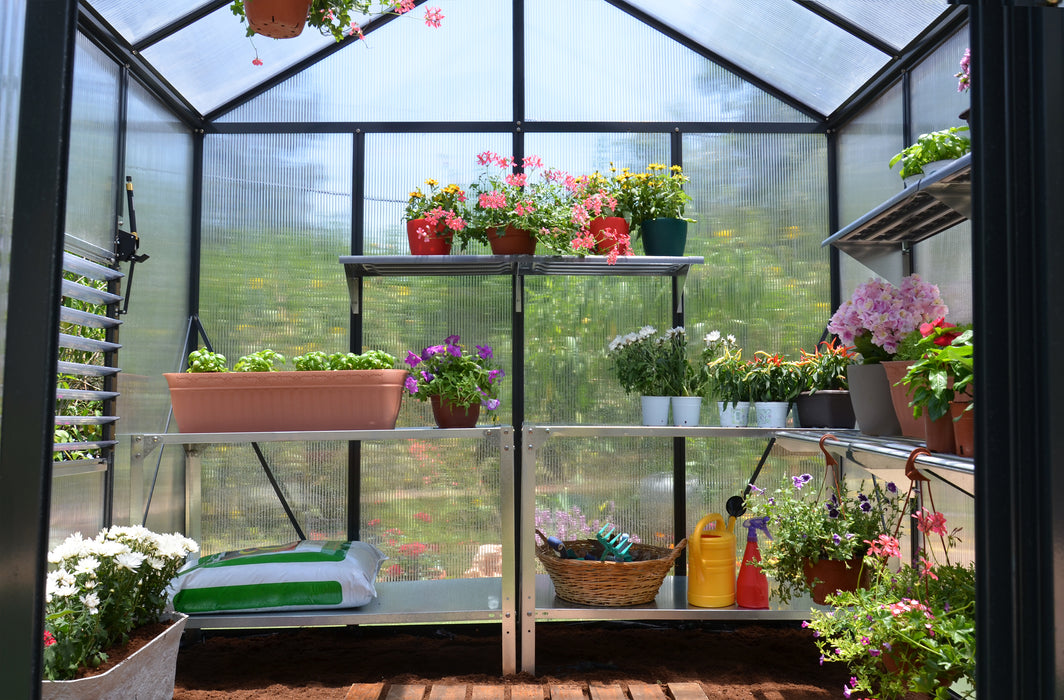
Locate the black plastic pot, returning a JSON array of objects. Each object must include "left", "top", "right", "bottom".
[{"left": 795, "top": 390, "right": 856, "bottom": 429}]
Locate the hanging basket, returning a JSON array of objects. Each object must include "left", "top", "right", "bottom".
[
  {"left": 245, "top": 0, "right": 313, "bottom": 39},
  {"left": 534, "top": 530, "right": 686, "bottom": 606}
]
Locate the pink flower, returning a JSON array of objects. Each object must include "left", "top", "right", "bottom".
[
  {"left": 349, "top": 22, "right": 364, "bottom": 40},
  {"left": 827, "top": 274, "right": 948, "bottom": 356},
  {"left": 414, "top": 512, "right": 431, "bottom": 522},
  {"left": 865, "top": 534, "right": 901, "bottom": 559},
  {"left": 515, "top": 201, "right": 535, "bottom": 216},
  {"left": 252, "top": 57, "right": 263, "bottom": 66},
  {"left": 395, "top": 0, "right": 415, "bottom": 14},
  {"left": 913, "top": 507, "right": 948, "bottom": 536},
  {"left": 476, "top": 151, "right": 497, "bottom": 166},
  {"left": 522, "top": 155, "right": 543, "bottom": 170},
  {"left": 423, "top": 7, "right": 444, "bottom": 27},
  {"left": 478, "top": 191, "right": 506, "bottom": 209},
  {"left": 505, "top": 173, "right": 527, "bottom": 187}
]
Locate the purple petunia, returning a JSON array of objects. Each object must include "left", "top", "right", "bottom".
[
  {"left": 404, "top": 376, "right": 419, "bottom": 394},
  {"left": 405, "top": 351, "right": 422, "bottom": 368},
  {"left": 792, "top": 473, "right": 813, "bottom": 489},
  {"left": 482, "top": 398, "right": 501, "bottom": 410},
  {"left": 444, "top": 334, "right": 461, "bottom": 345},
  {"left": 886, "top": 481, "right": 898, "bottom": 494},
  {"left": 476, "top": 344, "right": 494, "bottom": 360}
]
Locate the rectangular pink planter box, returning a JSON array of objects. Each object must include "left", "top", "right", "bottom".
[{"left": 164, "top": 369, "right": 408, "bottom": 432}]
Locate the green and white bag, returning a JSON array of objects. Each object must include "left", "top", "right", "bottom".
[{"left": 167, "top": 540, "right": 386, "bottom": 614}]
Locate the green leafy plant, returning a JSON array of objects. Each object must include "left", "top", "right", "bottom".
[
  {"left": 889, "top": 126, "right": 971, "bottom": 179},
  {"left": 234, "top": 349, "right": 287, "bottom": 372},
  {"left": 614, "top": 163, "right": 695, "bottom": 236},
  {"left": 294, "top": 350, "right": 398, "bottom": 370},
  {"left": 42, "top": 526, "right": 198, "bottom": 680},
  {"left": 706, "top": 346, "right": 749, "bottom": 406},
  {"left": 403, "top": 334, "right": 504, "bottom": 410},
  {"left": 902, "top": 321, "right": 973, "bottom": 421},
  {"left": 606, "top": 325, "right": 670, "bottom": 396},
  {"left": 797, "top": 338, "right": 857, "bottom": 393},
  {"left": 805, "top": 509, "right": 975, "bottom": 699},
  {"left": 743, "top": 473, "right": 908, "bottom": 604},
  {"left": 743, "top": 351, "right": 803, "bottom": 402},
  {"left": 185, "top": 348, "right": 229, "bottom": 373}
]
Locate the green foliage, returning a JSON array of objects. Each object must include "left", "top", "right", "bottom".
[
  {"left": 806, "top": 510, "right": 976, "bottom": 699},
  {"left": 294, "top": 349, "right": 397, "bottom": 370},
  {"left": 742, "top": 351, "right": 803, "bottom": 402},
  {"left": 902, "top": 326, "right": 973, "bottom": 420},
  {"left": 186, "top": 348, "right": 229, "bottom": 373},
  {"left": 889, "top": 126, "right": 971, "bottom": 179},
  {"left": 706, "top": 348, "right": 748, "bottom": 405},
  {"left": 616, "top": 163, "right": 695, "bottom": 236},
  {"left": 404, "top": 335, "right": 504, "bottom": 410},
  {"left": 743, "top": 474, "right": 908, "bottom": 604},
  {"left": 797, "top": 338, "right": 857, "bottom": 392},
  {"left": 234, "top": 348, "right": 287, "bottom": 371}
]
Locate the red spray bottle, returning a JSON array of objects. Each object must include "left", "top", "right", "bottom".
[{"left": 736, "top": 516, "right": 771, "bottom": 609}]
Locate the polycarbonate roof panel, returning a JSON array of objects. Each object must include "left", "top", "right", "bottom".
[
  {"left": 624, "top": 0, "right": 891, "bottom": 116},
  {"left": 140, "top": 3, "right": 335, "bottom": 114},
  {"left": 812, "top": 0, "right": 951, "bottom": 50},
  {"left": 88, "top": 0, "right": 217, "bottom": 45}
]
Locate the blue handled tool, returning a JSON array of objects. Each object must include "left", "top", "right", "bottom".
[
  {"left": 547, "top": 536, "right": 576, "bottom": 559},
  {"left": 596, "top": 524, "right": 634, "bottom": 562}
]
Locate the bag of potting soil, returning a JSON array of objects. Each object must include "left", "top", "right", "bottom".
[{"left": 166, "top": 540, "right": 387, "bottom": 614}]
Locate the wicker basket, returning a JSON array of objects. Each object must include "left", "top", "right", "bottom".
[{"left": 534, "top": 529, "right": 687, "bottom": 607}]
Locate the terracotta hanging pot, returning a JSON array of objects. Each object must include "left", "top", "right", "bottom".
[
  {"left": 406, "top": 219, "right": 452, "bottom": 255},
  {"left": 244, "top": 0, "right": 313, "bottom": 38},
  {"left": 486, "top": 225, "right": 536, "bottom": 255},
  {"left": 802, "top": 556, "right": 868, "bottom": 605},
  {"left": 430, "top": 395, "right": 480, "bottom": 428}
]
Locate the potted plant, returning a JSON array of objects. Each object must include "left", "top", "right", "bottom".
[
  {"left": 828, "top": 274, "right": 949, "bottom": 436},
  {"left": 404, "top": 179, "right": 467, "bottom": 255},
  {"left": 463, "top": 152, "right": 577, "bottom": 255},
  {"left": 615, "top": 163, "right": 695, "bottom": 256},
  {"left": 795, "top": 338, "right": 858, "bottom": 428},
  {"left": 164, "top": 347, "right": 407, "bottom": 432},
  {"left": 41, "top": 526, "right": 198, "bottom": 698},
  {"left": 743, "top": 351, "right": 803, "bottom": 428},
  {"left": 742, "top": 473, "right": 907, "bottom": 605},
  {"left": 705, "top": 342, "right": 749, "bottom": 427},
  {"left": 889, "top": 126, "right": 971, "bottom": 184},
  {"left": 606, "top": 325, "right": 672, "bottom": 425},
  {"left": 403, "top": 334, "right": 504, "bottom": 428},
  {"left": 805, "top": 509, "right": 975, "bottom": 699},
  {"left": 568, "top": 170, "right": 634, "bottom": 263},
  {"left": 656, "top": 326, "right": 706, "bottom": 426},
  {"left": 901, "top": 322, "right": 974, "bottom": 455},
  {"left": 230, "top": 0, "right": 444, "bottom": 42}
]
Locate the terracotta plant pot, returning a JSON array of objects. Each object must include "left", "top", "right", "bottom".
[
  {"left": 406, "top": 218, "right": 452, "bottom": 255},
  {"left": 845, "top": 364, "right": 901, "bottom": 437},
  {"left": 802, "top": 557, "right": 868, "bottom": 605},
  {"left": 590, "top": 217, "right": 630, "bottom": 253},
  {"left": 950, "top": 400, "right": 974, "bottom": 458},
  {"left": 430, "top": 395, "right": 480, "bottom": 428},
  {"left": 164, "top": 370, "right": 408, "bottom": 432},
  {"left": 244, "top": 0, "right": 313, "bottom": 38},
  {"left": 923, "top": 410, "right": 956, "bottom": 454},
  {"left": 881, "top": 360, "right": 924, "bottom": 439},
  {"left": 487, "top": 225, "right": 536, "bottom": 255},
  {"left": 795, "top": 390, "right": 856, "bottom": 428}
]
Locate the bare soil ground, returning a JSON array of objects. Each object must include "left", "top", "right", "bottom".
[{"left": 172, "top": 621, "right": 857, "bottom": 699}]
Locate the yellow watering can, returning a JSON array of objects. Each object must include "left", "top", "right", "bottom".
[{"left": 687, "top": 513, "right": 737, "bottom": 608}]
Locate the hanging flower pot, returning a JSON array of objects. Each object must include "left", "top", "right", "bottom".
[
  {"left": 487, "top": 225, "right": 536, "bottom": 255},
  {"left": 244, "top": 0, "right": 313, "bottom": 38},
  {"left": 430, "top": 395, "right": 480, "bottom": 428},
  {"left": 802, "top": 557, "right": 868, "bottom": 605},
  {"left": 406, "top": 218, "right": 452, "bottom": 255}
]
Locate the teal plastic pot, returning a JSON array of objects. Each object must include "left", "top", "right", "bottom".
[{"left": 640, "top": 218, "right": 688, "bottom": 256}]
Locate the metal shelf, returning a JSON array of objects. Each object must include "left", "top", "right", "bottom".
[
  {"left": 822, "top": 153, "right": 971, "bottom": 265},
  {"left": 774, "top": 429, "right": 974, "bottom": 497},
  {"left": 340, "top": 255, "right": 703, "bottom": 278}
]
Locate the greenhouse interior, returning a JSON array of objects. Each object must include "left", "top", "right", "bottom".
[{"left": 2, "top": 0, "right": 1063, "bottom": 698}]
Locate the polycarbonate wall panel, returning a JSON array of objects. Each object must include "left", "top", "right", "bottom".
[
  {"left": 911, "top": 28, "right": 971, "bottom": 137},
  {"left": 48, "top": 473, "right": 105, "bottom": 549},
  {"left": 365, "top": 133, "right": 511, "bottom": 256},
  {"left": 625, "top": 0, "right": 889, "bottom": 116},
  {"left": 220, "top": 0, "right": 508, "bottom": 123},
  {"left": 683, "top": 133, "right": 831, "bottom": 356},
  {"left": 0, "top": 0, "right": 25, "bottom": 420},
  {"left": 200, "top": 132, "right": 352, "bottom": 362},
  {"left": 812, "top": 0, "right": 951, "bottom": 50},
  {"left": 113, "top": 80, "right": 194, "bottom": 531},
  {"left": 915, "top": 223, "right": 972, "bottom": 323},
  {"left": 526, "top": 0, "right": 812, "bottom": 123},
  {"left": 65, "top": 33, "right": 120, "bottom": 254}
]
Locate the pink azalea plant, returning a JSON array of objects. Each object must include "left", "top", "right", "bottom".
[{"left": 827, "top": 274, "right": 948, "bottom": 364}]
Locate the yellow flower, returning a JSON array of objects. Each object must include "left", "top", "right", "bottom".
[
  {"left": 670, "top": 165, "right": 683, "bottom": 173},
  {"left": 425, "top": 178, "right": 438, "bottom": 187},
  {"left": 647, "top": 163, "right": 666, "bottom": 171}
]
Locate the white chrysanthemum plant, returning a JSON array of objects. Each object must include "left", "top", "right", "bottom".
[{"left": 42, "top": 525, "right": 198, "bottom": 680}]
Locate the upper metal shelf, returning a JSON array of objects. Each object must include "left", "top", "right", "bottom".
[
  {"left": 822, "top": 153, "right": 971, "bottom": 263},
  {"left": 340, "top": 255, "right": 703, "bottom": 279}
]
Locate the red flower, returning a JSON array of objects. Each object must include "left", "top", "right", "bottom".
[
  {"left": 414, "top": 512, "right": 432, "bottom": 523},
  {"left": 918, "top": 317, "right": 960, "bottom": 346},
  {"left": 43, "top": 630, "right": 56, "bottom": 648},
  {"left": 398, "top": 542, "right": 427, "bottom": 557}
]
